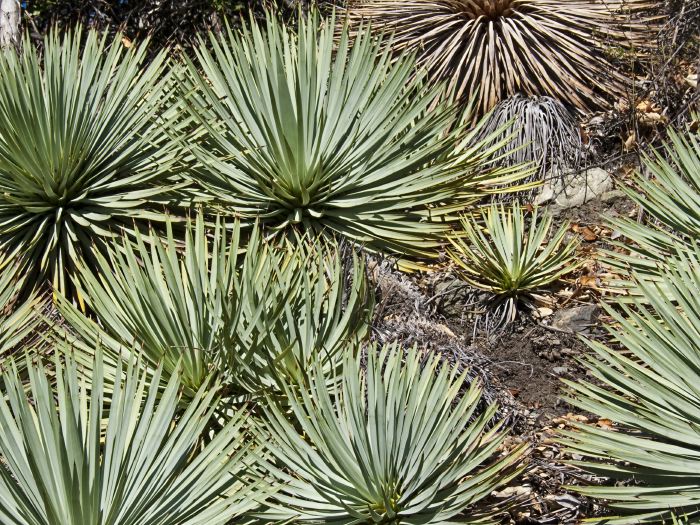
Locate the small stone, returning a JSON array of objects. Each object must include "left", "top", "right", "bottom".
[
  {"left": 600, "top": 189, "right": 626, "bottom": 203},
  {"left": 434, "top": 324, "right": 456, "bottom": 338},
  {"left": 536, "top": 306, "right": 554, "bottom": 317},
  {"left": 492, "top": 485, "right": 532, "bottom": 498},
  {"left": 535, "top": 168, "right": 613, "bottom": 211},
  {"left": 551, "top": 305, "right": 600, "bottom": 333},
  {"left": 547, "top": 350, "right": 561, "bottom": 360}
]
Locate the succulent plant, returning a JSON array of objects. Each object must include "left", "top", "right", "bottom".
[
  {"left": 257, "top": 343, "right": 527, "bottom": 524},
  {"left": 0, "top": 28, "right": 181, "bottom": 298},
  {"left": 605, "top": 128, "right": 700, "bottom": 289},
  {"left": 560, "top": 246, "right": 700, "bottom": 523},
  {"left": 345, "top": 0, "right": 656, "bottom": 115},
  {"left": 59, "top": 214, "right": 373, "bottom": 402},
  {"left": 182, "top": 11, "right": 520, "bottom": 260},
  {"left": 0, "top": 348, "right": 266, "bottom": 525},
  {"left": 448, "top": 202, "right": 580, "bottom": 325}
]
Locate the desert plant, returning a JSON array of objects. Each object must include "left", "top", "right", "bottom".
[
  {"left": 0, "top": 348, "right": 265, "bottom": 525},
  {"left": 257, "top": 343, "right": 527, "bottom": 524},
  {"left": 472, "top": 95, "right": 583, "bottom": 189},
  {"left": 59, "top": 214, "right": 373, "bottom": 402},
  {"left": 448, "top": 203, "right": 579, "bottom": 324},
  {"left": 560, "top": 246, "right": 700, "bottom": 523},
  {"left": 182, "top": 11, "right": 520, "bottom": 259},
  {"left": 605, "top": 128, "right": 700, "bottom": 283},
  {"left": 0, "top": 28, "right": 181, "bottom": 298},
  {"left": 345, "top": 0, "right": 656, "bottom": 116}
]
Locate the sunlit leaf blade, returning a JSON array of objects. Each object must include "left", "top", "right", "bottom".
[
  {"left": 58, "top": 214, "right": 373, "bottom": 402},
  {"left": 603, "top": 128, "right": 700, "bottom": 296},
  {"left": 559, "top": 245, "right": 700, "bottom": 524}
]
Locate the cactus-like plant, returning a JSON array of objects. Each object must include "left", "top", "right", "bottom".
[
  {"left": 605, "top": 128, "right": 700, "bottom": 286},
  {"left": 0, "top": 349, "right": 266, "bottom": 525},
  {"left": 472, "top": 95, "right": 583, "bottom": 190},
  {"left": 345, "top": 0, "right": 656, "bottom": 115},
  {"left": 258, "top": 343, "right": 527, "bottom": 523},
  {"left": 182, "top": 11, "right": 520, "bottom": 259},
  {"left": 0, "top": 28, "right": 181, "bottom": 298},
  {"left": 560, "top": 246, "right": 700, "bottom": 523},
  {"left": 59, "top": 214, "right": 372, "bottom": 402},
  {"left": 448, "top": 203, "right": 579, "bottom": 324}
]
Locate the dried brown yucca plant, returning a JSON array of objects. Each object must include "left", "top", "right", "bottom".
[
  {"left": 474, "top": 95, "right": 583, "bottom": 188},
  {"left": 345, "top": 0, "right": 658, "bottom": 115}
]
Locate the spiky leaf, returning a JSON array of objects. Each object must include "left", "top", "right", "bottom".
[
  {"left": 560, "top": 246, "right": 700, "bottom": 524},
  {"left": 59, "top": 215, "right": 373, "bottom": 402}
]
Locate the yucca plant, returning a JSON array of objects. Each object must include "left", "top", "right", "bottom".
[
  {"left": 181, "top": 12, "right": 521, "bottom": 259},
  {"left": 345, "top": 0, "right": 656, "bottom": 115},
  {"left": 559, "top": 246, "right": 700, "bottom": 523},
  {"left": 448, "top": 203, "right": 579, "bottom": 324},
  {"left": 257, "top": 343, "right": 527, "bottom": 524},
  {"left": 59, "top": 214, "right": 372, "bottom": 402},
  {"left": 0, "top": 348, "right": 265, "bottom": 525},
  {"left": 0, "top": 28, "right": 181, "bottom": 298},
  {"left": 605, "top": 128, "right": 700, "bottom": 285}
]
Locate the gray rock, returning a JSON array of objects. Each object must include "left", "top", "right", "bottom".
[
  {"left": 551, "top": 305, "right": 600, "bottom": 334},
  {"left": 535, "top": 168, "right": 613, "bottom": 211},
  {"left": 433, "top": 279, "right": 475, "bottom": 318}
]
